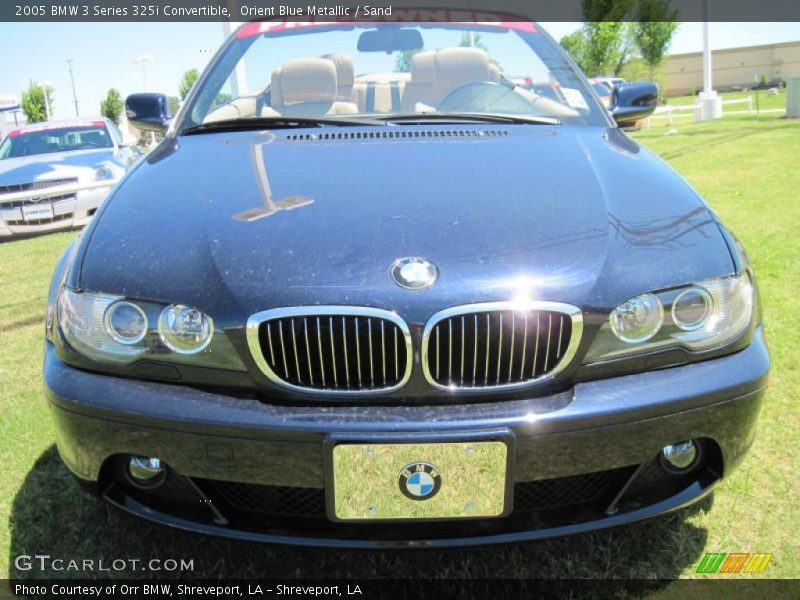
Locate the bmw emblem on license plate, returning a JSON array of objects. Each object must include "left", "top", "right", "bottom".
[{"left": 398, "top": 462, "right": 442, "bottom": 501}]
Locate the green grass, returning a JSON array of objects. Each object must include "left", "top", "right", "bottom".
[{"left": 1, "top": 115, "right": 798, "bottom": 587}]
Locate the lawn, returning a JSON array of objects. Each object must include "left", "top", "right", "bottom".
[{"left": 1, "top": 115, "right": 798, "bottom": 588}]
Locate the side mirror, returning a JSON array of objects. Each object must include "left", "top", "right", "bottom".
[
  {"left": 610, "top": 82, "right": 658, "bottom": 126},
  {"left": 125, "top": 93, "right": 171, "bottom": 133}
]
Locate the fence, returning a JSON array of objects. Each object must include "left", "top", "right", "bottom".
[{"left": 644, "top": 97, "right": 758, "bottom": 128}]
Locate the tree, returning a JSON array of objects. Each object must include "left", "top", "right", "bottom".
[
  {"left": 393, "top": 50, "right": 420, "bottom": 73},
  {"left": 21, "top": 81, "right": 54, "bottom": 123},
  {"left": 179, "top": 68, "right": 199, "bottom": 101},
  {"left": 560, "top": 30, "right": 589, "bottom": 72},
  {"left": 611, "top": 23, "right": 637, "bottom": 76},
  {"left": 167, "top": 96, "right": 180, "bottom": 116},
  {"left": 99, "top": 88, "right": 124, "bottom": 124},
  {"left": 633, "top": 0, "right": 679, "bottom": 79},
  {"left": 583, "top": 22, "right": 626, "bottom": 76},
  {"left": 580, "top": 0, "right": 634, "bottom": 21},
  {"left": 560, "top": 0, "right": 636, "bottom": 76},
  {"left": 459, "top": 32, "right": 490, "bottom": 53}
]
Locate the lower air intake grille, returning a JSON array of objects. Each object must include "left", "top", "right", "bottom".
[
  {"left": 423, "top": 302, "right": 582, "bottom": 390},
  {"left": 247, "top": 307, "right": 412, "bottom": 394}
]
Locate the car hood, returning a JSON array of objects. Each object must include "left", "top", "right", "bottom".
[
  {"left": 0, "top": 148, "right": 114, "bottom": 185},
  {"left": 77, "top": 125, "right": 733, "bottom": 326}
]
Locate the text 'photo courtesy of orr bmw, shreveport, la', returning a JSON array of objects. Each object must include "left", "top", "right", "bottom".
[{"left": 42, "top": 15, "right": 768, "bottom": 547}]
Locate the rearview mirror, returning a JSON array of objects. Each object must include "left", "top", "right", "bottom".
[
  {"left": 610, "top": 82, "right": 658, "bottom": 126},
  {"left": 357, "top": 28, "right": 424, "bottom": 53},
  {"left": 125, "top": 93, "right": 171, "bottom": 133}
]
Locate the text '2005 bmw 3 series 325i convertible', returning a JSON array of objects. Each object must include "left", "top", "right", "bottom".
[{"left": 43, "top": 14, "right": 769, "bottom": 547}]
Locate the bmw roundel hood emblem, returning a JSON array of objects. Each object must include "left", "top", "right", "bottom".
[
  {"left": 390, "top": 257, "right": 438, "bottom": 290},
  {"left": 399, "top": 462, "right": 442, "bottom": 501}
]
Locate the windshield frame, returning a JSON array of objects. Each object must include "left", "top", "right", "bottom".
[{"left": 175, "top": 19, "right": 615, "bottom": 136}]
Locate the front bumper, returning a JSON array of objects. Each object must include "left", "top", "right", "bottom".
[
  {"left": 45, "top": 328, "right": 769, "bottom": 547},
  {"left": 0, "top": 182, "right": 113, "bottom": 238}
]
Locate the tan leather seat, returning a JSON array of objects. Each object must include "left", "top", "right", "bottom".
[
  {"left": 400, "top": 52, "right": 437, "bottom": 112},
  {"left": 400, "top": 48, "right": 499, "bottom": 112},
  {"left": 204, "top": 96, "right": 279, "bottom": 122},
  {"left": 434, "top": 47, "right": 498, "bottom": 100},
  {"left": 271, "top": 58, "right": 358, "bottom": 116},
  {"left": 319, "top": 53, "right": 356, "bottom": 102}
]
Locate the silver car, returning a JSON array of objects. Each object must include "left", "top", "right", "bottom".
[{"left": 0, "top": 118, "right": 141, "bottom": 239}]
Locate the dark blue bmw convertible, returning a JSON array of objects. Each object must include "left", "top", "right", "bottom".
[{"left": 44, "top": 14, "right": 769, "bottom": 547}]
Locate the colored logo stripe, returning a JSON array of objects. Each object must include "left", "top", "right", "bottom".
[{"left": 697, "top": 553, "right": 773, "bottom": 574}]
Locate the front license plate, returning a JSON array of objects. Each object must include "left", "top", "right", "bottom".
[
  {"left": 328, "top": 441, "right": 511, "bottom": 521},
  {"left": 22, "top": 203, "right": 54, "bottom": 221}
]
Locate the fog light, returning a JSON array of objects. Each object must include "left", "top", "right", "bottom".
[
  {"left": 660, "top": 440, "right": 701, "bottom": 474},
  {"left": 127, "top": 456, "right": 165, "bottom": 488}
]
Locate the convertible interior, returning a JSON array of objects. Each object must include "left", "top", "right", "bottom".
[{"left": 204, "top": 46, "right": 578, "bottom": 123}]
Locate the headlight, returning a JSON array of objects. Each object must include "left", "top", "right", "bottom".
[
  {"left": 584, "top": 272, "right": 754, "bottom": 363},
  {"left": 59, "top": 290, "right": 144, "bottom": 362},
  {"left": 609, "top": 293, "right": 663, "bottom": 343},
  {"left": 57, "top": 287, "right": 245, "bottom": 371},
  {"left": 105, "top": 300, "right": 148, "bottom": 345},
  {"left": 93, "top": 163, "right": 115, "bottom": 181},
  {"left": 158, "top": 304, "right": 213, "bottom": 354}
]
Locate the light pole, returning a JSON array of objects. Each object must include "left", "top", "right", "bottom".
[
  {"left": 66, "top": 59, "right": 79, "bottom": 117},
  {"left": 133, "top": 55, "right": 153, "bottom": 91},
  {"left": 695, "top": 0, "right": 722, "bottom": 121}
]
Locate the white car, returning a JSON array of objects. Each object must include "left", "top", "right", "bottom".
[{"left": 0, "top": 118, "right": 141, "bottom": 239}]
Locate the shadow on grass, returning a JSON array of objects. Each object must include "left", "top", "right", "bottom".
[{"left": 9, "top": 447, "right": 712, "bottom": 585}]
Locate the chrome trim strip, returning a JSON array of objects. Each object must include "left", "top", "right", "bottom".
[
  {"left": 421, "top": 301, "right": 584, "bottom": 393},
  {"left": 246, "top": 306, "right": 413, "bottom": 396}
]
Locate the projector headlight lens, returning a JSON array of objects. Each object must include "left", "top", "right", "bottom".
[
  {"left": 609, "top": 293, "right": 663, "bottom": 343},
  {"left": 104, "top": 301, "right": 148, "bottom": 345},
  {"left": 671, "top": 287, "right": 713, "bottom": 331},
  {"left": 158, "top": 304, "right": 213, "bottom": 354}
]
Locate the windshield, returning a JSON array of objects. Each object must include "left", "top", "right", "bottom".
[
  {"left": 182, "top": 21, "right": 609, "bottom": 131},
  {"left": 0, "top": 122, "right": 113, "bottom": 159}
]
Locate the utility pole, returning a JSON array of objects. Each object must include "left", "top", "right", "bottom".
[
  {"left": 133, "top": 55, "right": 153, "bottom": 91},
  {"left": 66, "top": 59, "right": 79, "bottom": 117}
]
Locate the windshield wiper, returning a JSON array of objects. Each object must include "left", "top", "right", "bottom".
[
  {"left": 377, "top": 112, "right": 560, "bottom": 126},
  {"left": 182, "top": 116, "right": 385, "bottom": 135}
]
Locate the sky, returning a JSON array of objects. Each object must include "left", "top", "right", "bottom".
[{"left": 0, "top": 21, "right": 798, "bottom": 121}]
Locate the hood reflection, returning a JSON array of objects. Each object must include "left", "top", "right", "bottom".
[{"left": 233, "top": 142, "right": 314, "bottom": 222}]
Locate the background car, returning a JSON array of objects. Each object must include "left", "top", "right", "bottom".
[
  {"left": 0, "top": 118, "right": 141, "bottom": 239},
  {"left": 589, "top": 78, "right": 614, "bottom": 107}
]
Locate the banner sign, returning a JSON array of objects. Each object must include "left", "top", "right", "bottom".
[{"left": 0, "top": 96, "right": 20, "bottom": 112}]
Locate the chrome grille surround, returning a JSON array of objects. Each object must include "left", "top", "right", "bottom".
[
  {"left": 421, "top": 301, "right": 583, "bottom": 392},
  {"left": 246, "top": 306, "right": 412, "bottom": 395}
]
